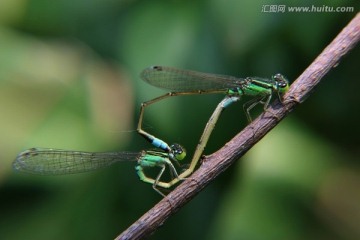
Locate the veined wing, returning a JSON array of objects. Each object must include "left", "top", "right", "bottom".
[
  {"left": 13, "top": 148, "right": 140, "bottom": 175},
  {"left": 141, "top": 66, "right": 246, "bottom": 92}
]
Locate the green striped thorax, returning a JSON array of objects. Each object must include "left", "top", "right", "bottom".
[{"left": 228, "top": 73, "right": 289, "bottom": 97}]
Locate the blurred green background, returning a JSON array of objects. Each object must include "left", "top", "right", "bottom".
[{"left": 0, "top": 0, "right": 359, "bottom": 239}]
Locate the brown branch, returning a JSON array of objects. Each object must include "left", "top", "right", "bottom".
[{"left": 116, "top": 13, "right": 360, "bottom": 240}]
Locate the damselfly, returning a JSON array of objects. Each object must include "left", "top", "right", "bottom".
[{"left": 13, "top": 144, "right": 186, "bottom": 196}]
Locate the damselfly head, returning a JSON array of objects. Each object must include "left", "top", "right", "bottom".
[
  {"left": 273, "top": 73, "right": 289, "bottom": 93},
  {"left": 170, "top": 143, "right": 186, "bottom": 161}
]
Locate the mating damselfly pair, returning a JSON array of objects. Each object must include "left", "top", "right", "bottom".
[{"left": 13, "top": 66, "right": 289, "bottom": 196}]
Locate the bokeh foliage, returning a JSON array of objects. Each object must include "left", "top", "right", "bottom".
[{"left": 0, "top": 0, "right": 359, "bottom": 239}]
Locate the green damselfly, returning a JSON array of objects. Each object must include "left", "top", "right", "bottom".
[
  {"left": 139, "top": 66, "right": 288, "bottom": 124},
  {"left": 13, "top": 144, "right": 186, "bottom": 196},
  {"left": 137, "top": 66, "right": 289, "bottom": 185},
  {"left": 13, "top": 96, "right": 242, "bottom": 195},
  {"left": 138, "top": 66, "right": 289, "bottom": 144}
]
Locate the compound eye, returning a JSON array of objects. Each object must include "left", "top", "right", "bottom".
[
  {"left": 170, "top": 143, "right": 187, "bottom": 161},
  {"left": 273, "top": 73, "right": 289, "bottom": 91},
  {"left": 273, "top": 73, "right": 284, "bottom": 81}
]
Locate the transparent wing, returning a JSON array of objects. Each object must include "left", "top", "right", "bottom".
[
  {"left": 13, "top": 148, "right": 140, "bottom": 175},
  {"left": 141, "top": 66, "right": 246, "bottom": 92}
]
